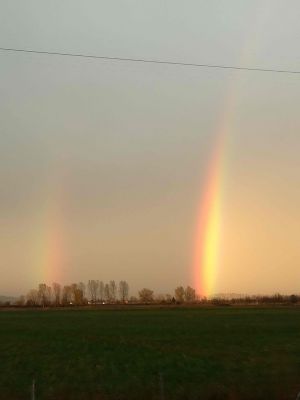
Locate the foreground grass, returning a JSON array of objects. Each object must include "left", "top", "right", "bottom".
[{"left": 1, "top": 307, "right": 300, "bottom": 399}]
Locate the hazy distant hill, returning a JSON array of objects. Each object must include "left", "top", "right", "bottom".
[{"left": 0, "top": 296, "right": 16, "bottom": 304}]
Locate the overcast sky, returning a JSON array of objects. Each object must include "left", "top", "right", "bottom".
[{"left": 0, "top": 0, "right": 300, "bottom": 296}]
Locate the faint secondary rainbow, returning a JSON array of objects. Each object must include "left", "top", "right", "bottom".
[{"left": 32, "top": 170, "right": 66, "bottom": 285}]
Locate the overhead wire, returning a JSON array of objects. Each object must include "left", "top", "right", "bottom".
[{"left": 0, "top": 46, "right": 299, "bottom": 75}]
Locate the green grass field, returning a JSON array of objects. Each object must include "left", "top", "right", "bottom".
[{"left": 1, "top": 306, "right": 300, "bottom": 400}]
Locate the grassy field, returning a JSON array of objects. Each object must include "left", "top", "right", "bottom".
[{"left": 1, "top": 306, "right": 300, "bottom": 400}]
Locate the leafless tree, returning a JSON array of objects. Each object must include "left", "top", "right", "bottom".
[
  {"left": 52, "top": 282, "right": 61, "bottom": 306},
  {"left": 46, "top": 285, "right": 52, "bottom": 305},
  {"left": 62, "top": 285, "right": 72, "bottom": 305},
  {"left": 139, "top": 288, "right": 154, "bottom": 303},
  {"left": 118, "top": 281, "right": 129, "bottom": 303},
  {"left": 38, "top": 283, "right": 52, "bottom": 307},
  {"left": 78, "top": 282, "right": 86, "bottom": 298},
  {"left": 104, "top": 283, "right": 110, "bottom": 302},
  {"left": 38, "top": 284, "right": 46, "bottom": 306},
  {"left": 99, "top": 281, "right": 104, "bottom": 302},
  {"left": 88, "top": 280, "right": 99, "bottom": 303},
  {"left": 109, "top": 280, "right": 117, "bottom": 302},
  {"left": 174, "top": 286, "right": 185, "bottom": 302},
  {"left": 184, "top": 286, "right": 196, "bottom": 302},
  {"left": 70, "top": 284, "right": 84, "bottom": 305},
  {"left": 26, "top": 289, "right": 39, "bottom": 306}
]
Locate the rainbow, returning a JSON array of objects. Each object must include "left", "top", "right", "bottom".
[
  {"left": 193, "top": 128, "right": 228, "bottom": 298},
  {"left": 43, "top": 202, "right": 65, "bottom": 285},
  {"left": 193, "top": 1, "right": 269, "bottom": 297},
  {"left": 32, "top": 171, "right": 66, "bottom": 286}
]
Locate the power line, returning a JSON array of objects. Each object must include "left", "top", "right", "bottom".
[{"left": 0, "top": 46, "right": 299, "bottom": 75}]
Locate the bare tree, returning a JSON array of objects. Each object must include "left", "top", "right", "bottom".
[
  {"left": 46, "top": 285, "right": 52, "bottom": 305},
  {"left": 99, "top": 281, "right": 104, "bottom": 302},
  {"left": 38, "top": 283, "right": 51, "bottom": 307},
  {"left": 38, "top": 283, "right": 46, "bottom": 306},
  {"left": 104, "top": 283, "right": 110, "bottom": 302},
  {"left": 78, "top": 282, "right": 86, "bottom": 298},
  {"left": 52, "top": 282, "right": 61, "bottom": 306},
  {"left": 88, "top": 280, "right": 99, "bottom": 303},
  {"left": 62, "top": 285, "right": 72, "bottom": 305},
  {"left": 118, "top": 281, "right": 129, "bottom": 303},
  {"left": 184, "top": 286, "right": 196, "bottom": 302},
  {"left": 139, "top": 288, "right": 154, "bottom": 303},
  {"left": 75, "top": 288, "right": 85, "bottom": 305},
  {"left": 109, "top": 280, "right": 117, "bottom": 302},
  {"left": 26, "top": 289, "right": 39, "bottom": 306},
  {"left": 174, "top": 286, "right": 185, "bottom": 303},
  {"left": 70, "top": 284, "right": 84, "bottom": 305}
]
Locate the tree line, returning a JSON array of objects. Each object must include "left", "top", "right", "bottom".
[
  {"left": 23, "top": 280, "right": 130, "bottom": 307},
  {"left": 1, "top": 283, "right": 299, "bottom": 307},
  {"left": 4, "top": 282, "right": 198, "bottom": 307}
]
